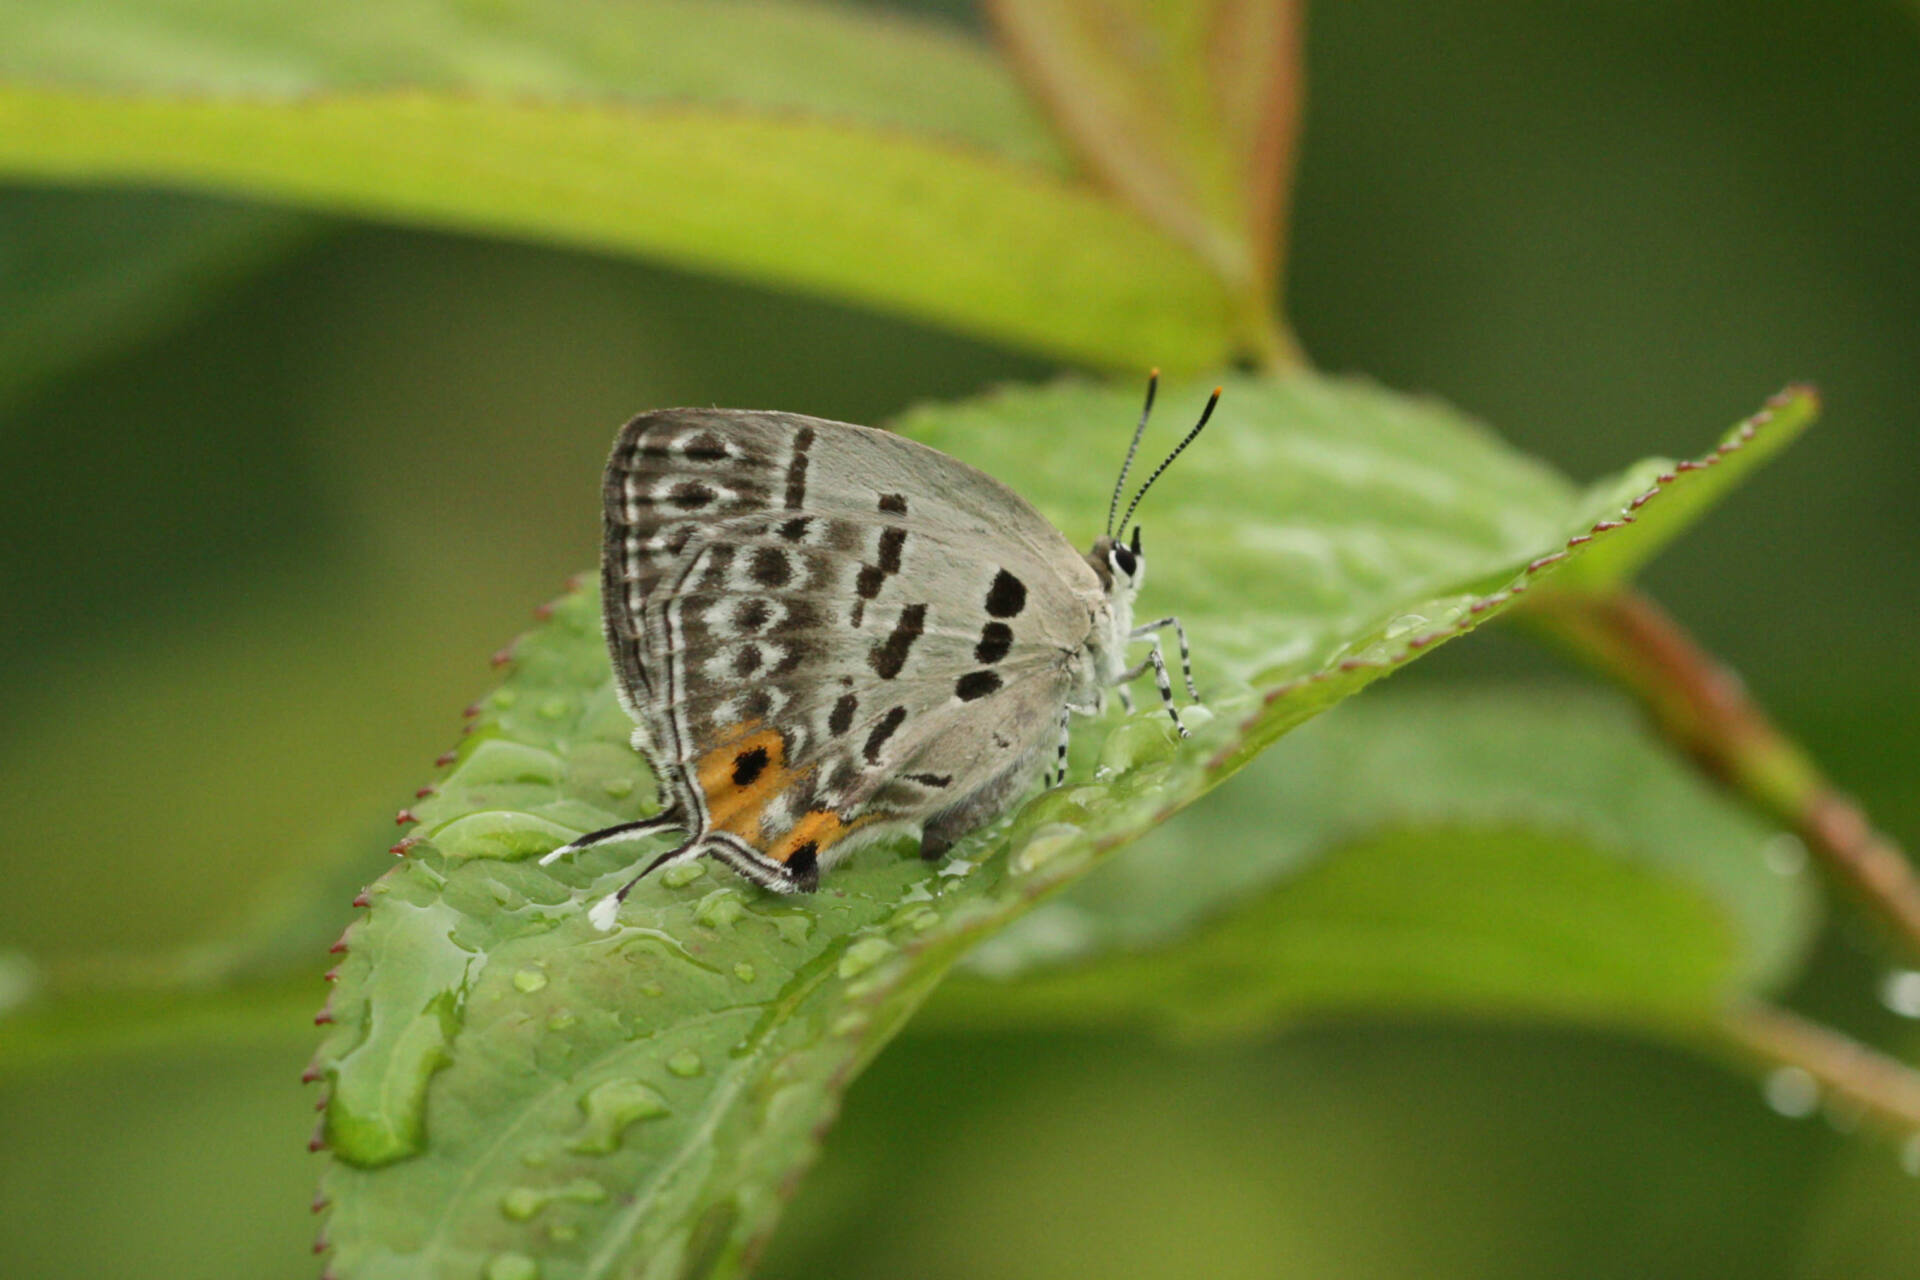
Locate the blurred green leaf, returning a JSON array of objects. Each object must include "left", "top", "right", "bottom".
[
  {"left": 308, "top": 372, "right": 1802, "bottom": 1276},
  {"left": 0, "top": 0, "right": 1065, "bottom": 168},
  {"left": 986, "top": 0, "right": 1305, "bottom": 356},
  {"left": 0, "top": 0, "right": 1253, "bottom": 370},
  {"left": 936, "top": 685, "right": 1817, "bottom": 1036},
  {"left": 0, "top": 85, "right": 1228, "bottom": 372},
  {"left": 0, "top": 185, "right": 309, "bottom": 410}
]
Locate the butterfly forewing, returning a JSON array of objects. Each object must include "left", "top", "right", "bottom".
[{"left": 601, "top": 409, "right": 1099, "bottom": 875}]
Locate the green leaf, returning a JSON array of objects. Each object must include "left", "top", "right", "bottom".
[
  {"left": 985, "top": 0, "right": 1306, "bottom": 355},
  {"left": 936, "top": 686, "right": 1818, "bottom": 1036},
  {"left": 310, "top": 372, "right": 1803, "bottom": 1275},
  {"left": 0, "top": 0, "right": 1244, "bottom": 370},
  {"left": 0, "top": 0, "right": 1066, "bottom": 168},
  {"left": 1541, "top": 384, "right": 1820, "bottom": 592}
]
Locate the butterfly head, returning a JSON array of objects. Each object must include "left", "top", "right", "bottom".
[
  {"left": 1096, "top": 371, "right": 1218, "bottom": 596},
  {"left": 1085, "top": 524, "right": 1145, "bottom": 596}
]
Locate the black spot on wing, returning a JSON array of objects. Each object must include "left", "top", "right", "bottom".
[
  {"left": 856, "top": 564, "right": 886, "bottom": 600},
  {"left": 878, "top": 492, "right": 908, "bottom": 514},
  {"left": 975, "top": 621, "right": 1013, "bottom": 664},
  {"left": 906, "top": 772, "right": 952, "bottom": 789},
  {"left": 669, "top": 481, "right": 715, "bottom": 510},
  {"left": 732, "top": 597, "right": 771, "bottom": 632},
  {"left": 829, "top": 693, "right": 858, "bottom": 736},
  {"left": 785, "top": 840, "right": 819, "bottom": 877},
  {"left": 864, "top": 706, "right": 907, "bottom": 763},
  {"left": 778, "top": 516, "right": 811, "bottom": 542},
  {"left": 955, "top": 670, "right": 1002, "bottom": 701},
  {"left": 783, "top": 426, "right": 814, "bottom": 510},
  {"left": 680, "top": 431, "right": 730, "bottom": 461},
  {"left": 869, "top": 603, "right": 927, "bottom": 679},
  {"left": 749, "top": 547, "right": 792, "bottom": 588},
  {"left": 732, "top": 746, "right": 769, "bottom": 786},
  {"left": 732, "top": 645, "right": 762, "bottom": 677},
  {"left": 986, "top": 569, "right": 1027, "bottom": 618},
  {"left": 876, "top": 527, "right": 906, "bottom": 574}
]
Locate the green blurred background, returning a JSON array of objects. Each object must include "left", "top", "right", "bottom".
[{"left": 3, "top": 2, "right": 1918, "bottom": 1276}]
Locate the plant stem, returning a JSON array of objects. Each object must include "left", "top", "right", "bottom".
[
  {"left": 1529, "top": 588, "right": 1920, "bottom": 962},
  {"left": 1717, "top": 1001, "right": 1920, "bottom": 1134}
]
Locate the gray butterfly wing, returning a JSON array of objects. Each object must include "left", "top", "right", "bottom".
[{"left": 600, "top": 408, "right": 1100, "bottom": 872}]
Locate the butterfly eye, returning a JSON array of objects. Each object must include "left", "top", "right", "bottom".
[{"left": 1111, "top": 545, "right": 1138, "bottom": 579}]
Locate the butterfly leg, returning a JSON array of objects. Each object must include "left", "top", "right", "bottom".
[
  {"left": 1130, "top": 616, "right": 1199, "bottom": 699},
  {"left": 1127, "top": 632, "right": 1189, "bottom": 738},
  {"left": 1049, "top": 704, "right": 1073, "bottom": 788}
]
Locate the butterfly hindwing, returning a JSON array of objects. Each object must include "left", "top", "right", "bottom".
[{"left": 601, "top": 409, "right": 1100, "bottom": 877}]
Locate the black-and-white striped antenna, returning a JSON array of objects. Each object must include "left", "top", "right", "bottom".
[
  {"left": 1106, "top": 370, "right": 1158, "bottom": 537},
  {"left": 1116, "top": 385, "right": 1219, "bottom": 537}
]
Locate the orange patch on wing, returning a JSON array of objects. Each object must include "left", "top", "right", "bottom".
[
  {"left": 770, "top": 808, "right": 861, "bottom": 864},
  {"left": 695, "top": 724, "right": 794, "bottom": 846}
]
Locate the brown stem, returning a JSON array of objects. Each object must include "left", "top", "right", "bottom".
[
  {"left": 1529, "top": 588, "right": 1920, "bottom": 961},
  {"left": 1717, "top": 1002, "right": 1920, "bottom": 1135}
]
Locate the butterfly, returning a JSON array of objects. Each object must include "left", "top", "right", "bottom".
[{"left": 542, "top": 374, "right": 1215, "bottom": 926}]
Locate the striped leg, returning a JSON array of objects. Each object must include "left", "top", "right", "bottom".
[
  {"left": 1130, "top": 616, "right": 1199, "bottom": 698},
  {"left": 1119, "top": 633, "right": 1188, "bottom": 738}
]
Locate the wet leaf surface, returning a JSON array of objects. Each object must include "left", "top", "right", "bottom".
[{"left": 309, "top": 373, "right": 1812, "bottom": 1276}]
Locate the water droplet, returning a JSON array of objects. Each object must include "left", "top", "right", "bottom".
[
  {"left": 667, "top": 1050, "right": 704, "bottom": 1077},
  {"left": 640, "top": 981, "right": 665, "bottom": 997},
  {"left": 1382, "top": 612, "right": 1428, "bottom": 640},
  {"left": 548, "top": 1223, "right": 579, "bottom": 1243},
  {"left": 325, "top": 901, "right": 481, "bottom": 1168},
  {"left": 1097, "top": 718, "right": 1176, "bottom": 774},
  {"left": 831, "top": 1011, "right": 870, "bottom": 1038},
  {"left": 568, "top": 1079, "right": 670, "bottom": 1154},
  {"left": 513, "top": 968, "right": 548, "bottom": 994},
  {"left": 491, "top": 690, "right": 519, "bottom": 711},
  {"left": 547, "top": 1010, "right": 577, "bottom": 1032},
  {"left": 1879, "top": 969, "right": 1920, "bottom": 1019},
  {"left": 662, "top": 862, "right": 705, "bottom": 889},
  {"left": 1012, "top": 823, "right": 1085, "bottom": 875},
  {"left": 431, "top": 811, "right": 579, "bottom": 862},
  {"left": 485, "top": 1252, "right": 538, "bottom": 1280},
  {"left": 1761, "top": 834, "right": 1807, "bottom": 876},
  {"left": 538, "top": 696, "right": 571, "bottom": 720},
  {"left": 1902, "top": 1133, "right": 1920, "bottom": 1177},
  {"left": 1763, "top": 1066, "right": 1820, "bottom": 1118},
  {"left": 444, "top": 739, "right": 563, "bottom": 788},
  {"left": 695, "top": 889, "right": 746, "bottom": 929},
  {"left": 501, "top": 1187, "right": 545, "bottom": 1221},
  {"left": 890, "top": 906, "right": 940, "bottom": 934},
  {"left": 601, "top": 776, "right": 635, "bottom": 798},
  {"left": 837, "top": 936, "right": 896, "bottom": 979},
  {"left": 733, "top": 962, "right": 756, "bottom": 983},
  {"left": 937, "top": 858, "right": 976, "bottom": 880},
  {"left": 617, "top": 928, "right": 722, "bottom": 974}
]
